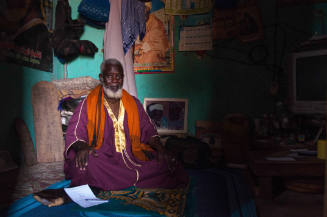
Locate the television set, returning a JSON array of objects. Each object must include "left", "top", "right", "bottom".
[{"left": 288, "top": 49, "right": 327, "bottom": 114}]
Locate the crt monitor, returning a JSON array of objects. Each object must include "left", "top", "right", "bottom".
[{"left": 288, "top": 49, "right": 327, "bottom": 114}]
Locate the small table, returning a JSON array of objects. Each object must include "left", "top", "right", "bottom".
[{"left": 249, "top": 150, "right": 325, "bottom": 199}]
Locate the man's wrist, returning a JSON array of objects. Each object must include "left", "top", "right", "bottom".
[
  {"left": 148, "top": 136, "right": 164, "bottom": 152},
  {"left": 71, "top": 141, "right": 89, "bottom": 153}
]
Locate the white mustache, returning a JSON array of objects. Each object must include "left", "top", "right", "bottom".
[{"left": 102, "top": 85, "right": 122, "bottom": 99}]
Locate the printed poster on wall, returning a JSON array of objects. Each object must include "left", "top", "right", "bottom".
[
  {"left": 0, "top": 0, "right": 53, "bottom": 72},
  {"left": 212, "top": 0, "right": 263, "bottom": 42},
  {"left": 165, "top": 0, "right": 213, "bottom": 15},
  {"left": 134, "top": 7, "right": 174, "bottom": 74},
  {"left": 179, "top": 24, "right": 212, "bottom": 51}
]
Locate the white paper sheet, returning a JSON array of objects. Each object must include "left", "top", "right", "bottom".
[
  {"left": 179, "top": 25, "right": 212, "bottom": 51},
  {"left": 64, "top": 184, "right": 108, "bottom": 208}
]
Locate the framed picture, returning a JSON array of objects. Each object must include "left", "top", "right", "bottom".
[
  {"left": 143, "top": 98, "right": 188, "bottom": 134},
  {"left": 133, "top": 9, "right": 174, "bottom": 74},
  {"left": 212, "top": 0, "right": 263, "bottom": 42}
]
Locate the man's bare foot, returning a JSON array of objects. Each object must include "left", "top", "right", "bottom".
[
  {"left": 33, "top": 188, "right": 71, "bottom": 207},
  {"left": 33, "top": 195, "right": 64, "bottom": 207}
]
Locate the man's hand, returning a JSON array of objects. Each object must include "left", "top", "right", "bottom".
[
  {"left": 147, "top": 136, "right": 178, "bottom": 173},
  {"left": 148, "top": 136, "right": 163, "bottom": 158},
  {"left": 72, "top": 141, "right": 98, "bottom": 170},
  {"left": 147, "top": 136, "right": 170, "bottom": 162}
]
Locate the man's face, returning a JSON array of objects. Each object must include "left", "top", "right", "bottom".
[
  {"left": 99, "top": 64, "right": 124, "bottom": 93},
  {"left": 151, "top": 110, "right": 163, "bottom": 121}
]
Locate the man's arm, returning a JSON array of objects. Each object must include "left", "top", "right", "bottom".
[
  {"left": 65, "top": 98, "right": 97, "bottom": 169},
  {"left": 71, "top": 140, "right": 98, "bottom": 170},
  {"left": 65, "top": 98, "right": 88, "bottom": 155},
  {"left": 133, "top": 97, "right": 167, "bottom": 158}
]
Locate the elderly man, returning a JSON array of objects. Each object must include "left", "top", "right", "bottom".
[
  {"left": 147, "top": 103, "right": 168, "bottom": 129},
  {"left": 33, "top": 59, "right": 188, "bottom": 207}
]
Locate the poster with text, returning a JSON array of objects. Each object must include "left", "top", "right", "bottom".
[
  {"left": 179, "top": 24, "right": 212, "bottom": 51},
  {"left": 0, "top": 0, "right": 53, "bottom": 72},
  {"left": 165, "top": 0, "right": 213, "bottom": 15}
]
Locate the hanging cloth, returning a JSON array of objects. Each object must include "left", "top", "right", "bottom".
[
  {"left": 103, "top": 0, "right": 137, "bottom": 97},
  {"left": 121, "top": 0, "right": 146, "bottom": 54},
  {"left": 78, "top": 0, "right": 110, "bottom": 23}
]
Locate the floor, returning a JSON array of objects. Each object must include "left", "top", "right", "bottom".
[
  {"left": 256, "top": 191, "right": 323, "bottom": 217},
  {"left": 0, "top": 162, "right": 324, "bottom": 217},
  {"left": 0, "top": 161, "right": 65, "bottom": 209}
]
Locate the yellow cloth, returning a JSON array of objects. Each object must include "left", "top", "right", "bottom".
[
  {"left": 317, "top": 139, "right": 327, "bottom": 159},
  {"left": 103, "top": 99, "right": 126, "bottom": 153}
]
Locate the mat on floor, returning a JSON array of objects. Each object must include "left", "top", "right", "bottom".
[{"left": 1, "top": 169, "right": 257, "bottom": 217}]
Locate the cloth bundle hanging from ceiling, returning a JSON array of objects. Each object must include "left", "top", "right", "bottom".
[
  {"left": 78, "top": 0, "right": 110, "bottom": 28},
  {"left": 52, "top": 0, "right": 98, "bottom": 63}
]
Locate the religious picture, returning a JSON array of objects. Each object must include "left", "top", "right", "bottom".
[
  {"left": 212, "top": 0, "right": 263, "bottom": 42},
  {"left": 134, "top": 1, "right": 174, "bottom": 74},
  {"left": 143, "top": 98, "right": 188, "bottom": 134},
  {"left": 0, "top": 0, "right": 53, "bottom": 72}
]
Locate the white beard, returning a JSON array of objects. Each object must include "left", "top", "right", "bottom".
[{"left": 102, "top": 85, "right": 122, "bottom": 99}]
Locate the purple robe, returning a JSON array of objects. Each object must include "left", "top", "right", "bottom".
[{"left": 64, "top": 96, "right": 188, "bottom": 190}]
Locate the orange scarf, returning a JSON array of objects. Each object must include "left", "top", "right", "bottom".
[{"left": 86, "top": 85, "right": 153, "bottom": 161}]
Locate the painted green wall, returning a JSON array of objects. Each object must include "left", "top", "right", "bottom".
[
  {"left": 0, "top": 0, "right": 323, "bottom": 160},
  {"left": 0, "top": 62, "right": 58, "bottom": 162},
  {"left": 54, "top": 1, "right": 321, "bottom": 137},
  {"left": 136, "top": 2, "right": 317, "bottom": 135},
  {"left": 52, "top": 1, "right": 104, "bottom": 79}
]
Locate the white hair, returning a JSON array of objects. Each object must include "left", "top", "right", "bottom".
[
  {"left": 99, "top": 59, "right": 123, "bottom": 99},
  {"left": 100, "top": 58, "right": 124, "bottom": 74}
]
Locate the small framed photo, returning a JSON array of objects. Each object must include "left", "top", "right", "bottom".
[{"left": 143, "top": 98, "right": 188, "bottom": 134}]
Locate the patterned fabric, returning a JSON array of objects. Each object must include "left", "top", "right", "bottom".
[
  {"left": 78, "top": 0, "right": 110, "bottom": 22},
  {"left": 97, "top": 186, "right": 188, "bottom": 217},
  {"left": 121, "top": 0, "right": 146, "bottom": 54}
]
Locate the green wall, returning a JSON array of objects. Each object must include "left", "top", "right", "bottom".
[
  {"left": 61, "top": 0, "right": 279, "bottom": 135},
  {"left": 0, "top": 63, "right": 58, "bottom": 162},
  {"left": 52, "top": 1, "right": 104, "bottom": 79},
  {"left": 0, "top": 0, "right": 323, "bottom": 160}
]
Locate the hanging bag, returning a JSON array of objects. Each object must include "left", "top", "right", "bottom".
[{"left": 78, "top": 0, "right": 110, "bottom": 23}]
